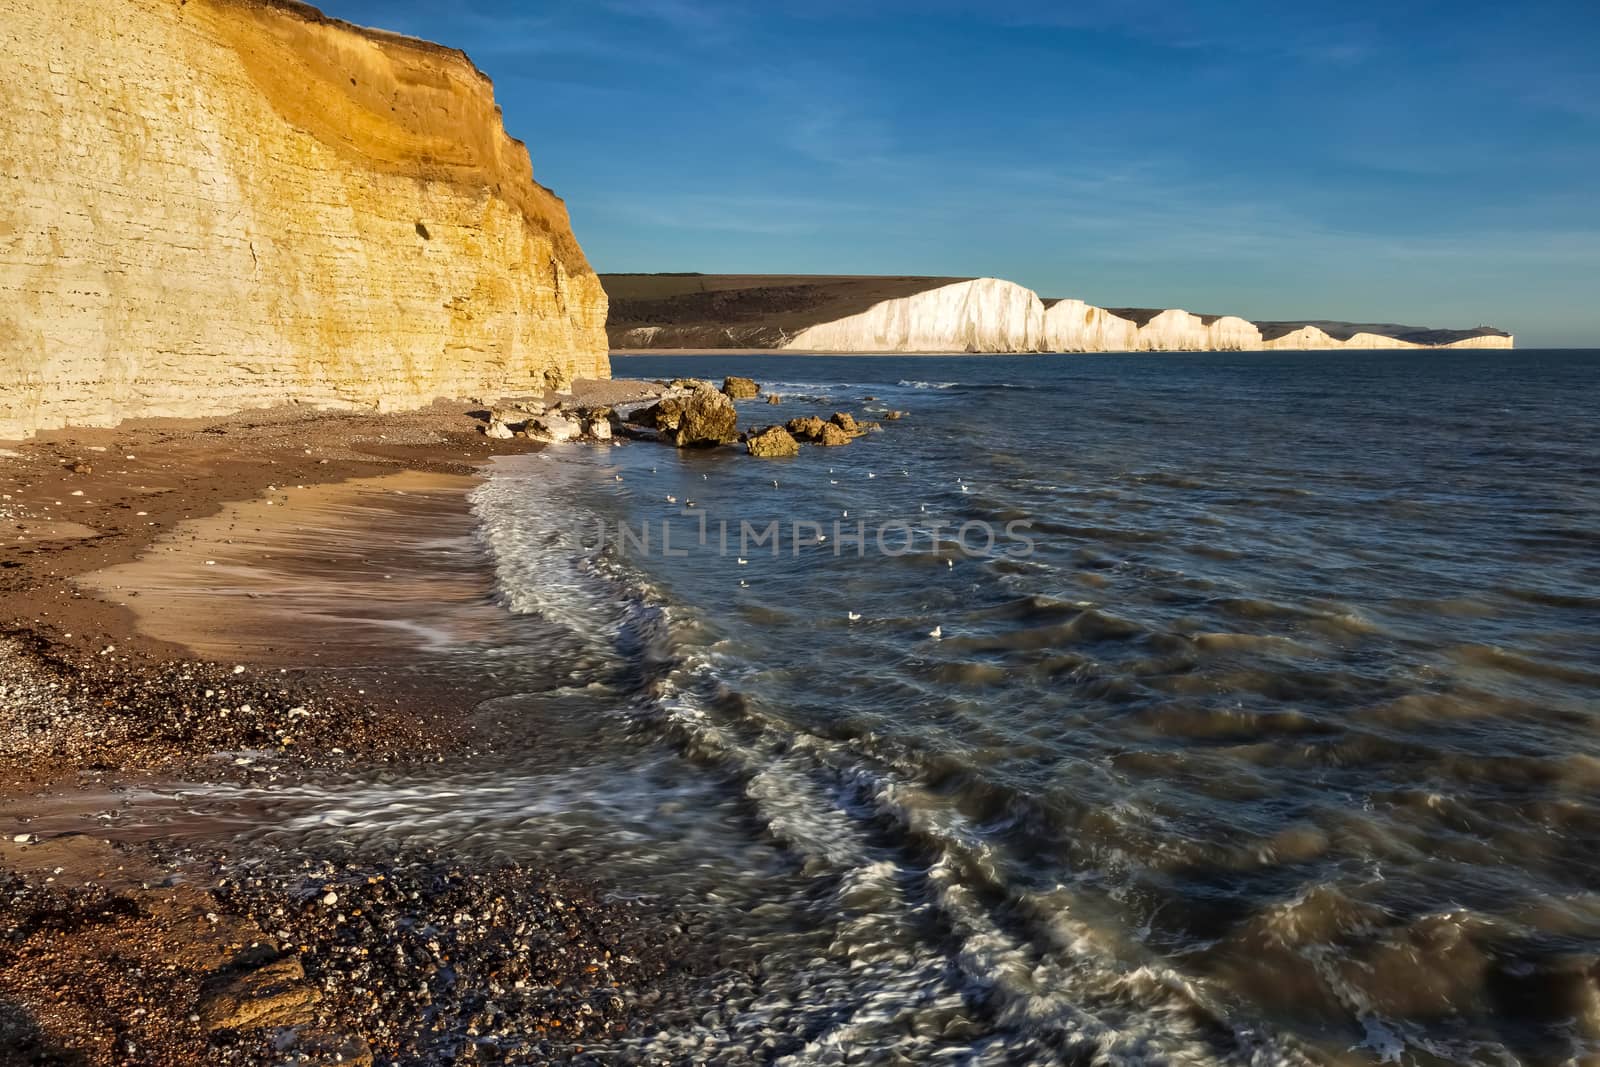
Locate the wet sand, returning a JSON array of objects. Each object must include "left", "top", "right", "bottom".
[{"left": 0, "top": 390, "right": 703, "bottom": 1064}]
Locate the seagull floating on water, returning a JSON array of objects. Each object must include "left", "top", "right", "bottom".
[
  {"left": 666, "top": 495, "right": 677, "bottom": 504},
  {"left": 867, "top": 472, "right": 876, "bottom": 479},
  {"left": 737, "top": 558, "right": 748, "bottom": 565},
  {"left": 928, "top": 625, "right": 942, "bottom": 639},
  {"left": 847, "top": 612, "right": 862, "bottom": 622},
  {"left": 739, "top": 579, "right": 748, "bottom": 587},
  {"left": 947, "top": 559, "right": 954, "bottom": 569}
]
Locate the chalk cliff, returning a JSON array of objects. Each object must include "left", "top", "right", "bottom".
[
  {"left": 786, "top": 279, "right": 1045, "bottom": 354},
  {"left": 604, "top": 275, "right": 1511, "bottom": 355},
  {"left": 0, "top": 0, "right": 609, "bottom": 439},
  {"left": 1041, "top": 299, "right": 1140, "bottom": 353}
]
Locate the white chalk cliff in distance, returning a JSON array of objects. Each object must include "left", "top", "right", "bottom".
[{"left": 602, "top": 274, "right": 1513, "bottom": 354}]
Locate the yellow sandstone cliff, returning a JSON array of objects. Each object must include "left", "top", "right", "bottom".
[{"left": 0, "top": 0, "right": 609, "bottom": 439}]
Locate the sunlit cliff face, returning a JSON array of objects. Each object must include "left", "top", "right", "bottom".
[{"left": 0, "top": 0, "right": 609, "bottom": 439}]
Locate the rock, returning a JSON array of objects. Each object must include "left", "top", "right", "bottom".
[
  {"left": 766, "top": 394, "right": 781, "bottom": 404},
  {"left": 643, "top": 385, "right": 737, "bottom": 447},
  {"left": 482, "top": 419, "right": 515, "bottom": 440},
  {"left": 830, "top": 412, "right": 860, "bottom": 435},
  {"left": 745, "top": 426, "right": 799, "bottom": 458},
  {"left": 588, "top": 417, "right": 613, "bottom": 441},
  {"left": 497, "top": 398, "right": 546, "bottom": 418},
  {"left": 527, "top": 414, "right": 581, "bottom": 443},
  {"left": 197, "top": 955, "right": 321, "bottom": 1032},
  {"left": 884, "top": 410, "right": 906, "bottom": 420},
  {"left": 818, "top": 423, "right": 852, "bottom": 447},
  {"left": 667, "top": 378, "right": 708, "bottom": 392},
  {"left": 721, "top": 376, "right": 760, "bottom": 400},
  {"left": 785, "top": 416, "right": 827, "bottom": 441}
]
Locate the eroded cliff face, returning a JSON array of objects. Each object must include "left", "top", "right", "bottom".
[
  {"left": 784, "top": 279, "right": 1044, "bottom": 354},
  {"left": 1041, "top": 299, "right": 1139, "bottom": 352},
  {"left": 0, "top": 0, "right": 608, "bottom": 438}
]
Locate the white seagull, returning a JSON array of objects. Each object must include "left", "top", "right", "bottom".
[
  {"left": 737, "top": 558, "right": 748, "bottom": 565},
  {"left": 847, "top": 612, "right": 862, "bottom": 622},
  {"left": 666, "top": 495, "right": 677, "bottom": 504},
  {"left": 928, "top": 625, "right": 943, "bottom": 639},
  {"left": 739, "top": 579, "right": 748, "bottom": 587}
]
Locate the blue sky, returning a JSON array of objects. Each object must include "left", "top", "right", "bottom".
[{"left": 319, "top": 0, "right": 1599, "bottom": 346}]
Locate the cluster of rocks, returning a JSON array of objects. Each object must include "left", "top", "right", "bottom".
[
  {"left": 620, "top": 378, "right": 889, "bottom": 460},
  {"left": 479, "top": 396, "right": 617, "bottom": 445},
  {"left": 742, "top": 412, "right": 880, "bottom": 459}
]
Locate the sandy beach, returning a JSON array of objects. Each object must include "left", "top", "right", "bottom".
[{"left": 0, "top": 389, "right": 705, "bottom": 1065}]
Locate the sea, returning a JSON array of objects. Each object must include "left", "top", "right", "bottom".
[{"left": 245, "top": 350, "right": 1600, "bottom": 1064}]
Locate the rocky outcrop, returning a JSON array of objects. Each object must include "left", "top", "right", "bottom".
[
  {"left": 633, "top": 385, "right": 737, "bottom": 447},
  {"left": 745, "top": 426, "right": 799, "bottom": 458},
  {"left": 0, "top": 0, "right": 609, "bottom": 439},
  {"left": 785, "top": 416, "right": 827, "bottom": 441},
  {"left": 722, "top": 376, "right": 761, "bottom": 399},
  {"left": 603, "top": 274, "right": 1511, "bottom": 354}
]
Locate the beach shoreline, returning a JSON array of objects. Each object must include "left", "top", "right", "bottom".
[{"left": 0, "top": 391, "right": 706, "bottom": 1064}]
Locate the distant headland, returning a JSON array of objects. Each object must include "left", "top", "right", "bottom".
[{"left": 603, "top": 274, "right": 1513, "bottom": 354}]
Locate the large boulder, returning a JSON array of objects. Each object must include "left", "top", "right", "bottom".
[
  {"left": 830, "top": 412, "right": 860, "bottom": 435},
  {"left": 482, "top": 419, "right": 515, "bottom": 439},
  {"left": 785, "top": 415, "right": 828, "bottom": 441},
  {"left": 528, "top": 414, "right": 581, "bottom": 443},
  {"left": 746, "top": 426, "right": 799, "bottom": 458},
  {"left": 722, "top": 376, "right": 761, "bottom": 400},
  {"left": 639, "top": 385, "right": 737, "bottom": 446},
  {"left": 818, "top": 423, "right": 852, "bottom": 447}
]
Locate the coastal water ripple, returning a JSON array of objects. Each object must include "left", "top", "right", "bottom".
[{"left": 238, "top": 351, "right": 1598, "bottom": 1064}]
